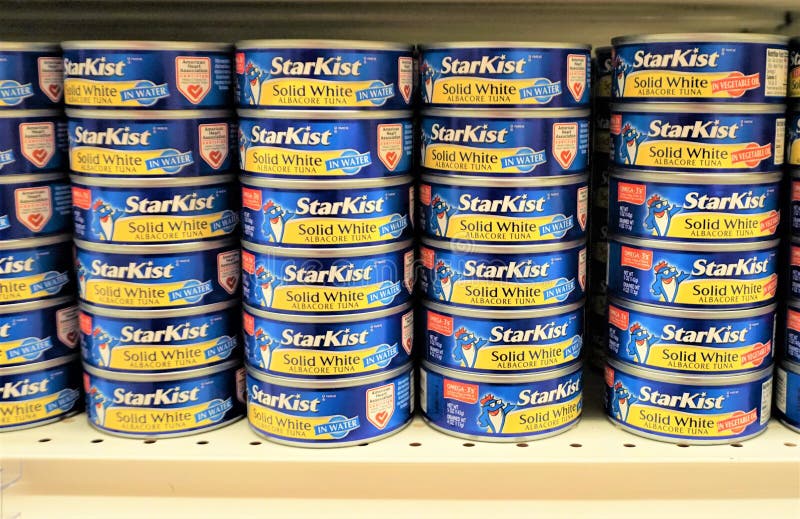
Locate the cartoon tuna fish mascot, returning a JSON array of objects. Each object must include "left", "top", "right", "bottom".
[
  {"left": 254, "top": 328, "right": 277, "bottom": 370},
  {"left": 619, "top": 123, "right": 647, "bottom": 165},
  {"left": 643, "top": 194, "right": 681, "bottom": 237},
  {"left": 76, "top": 259, "right": 88, "bottom": 299},
  {"left": 242, "top": 61, "right": 269, "bottom": 106},
  {"left": 253, "top": 265, "right": 279, "bottom": 308},
  {"left": 627, "top": 323, "right": 657, "bottom": 364},
  {"left": 432, "top": 260, "right": 460, "bottom": 302},
  {"left": 92, "top": 327, "right": 120, "bottom": 368},
  {"left": 477, "top": 394, "right": 515, "bottom": 434},
  {"left": 650, "top": 260, "right": 689, "bottom": 304},
  {"left": 87, "top": 387, "right": 110, "bottom": 427},
  {"left": 238, "top": 127, "right": 249, "bottom": 168},
  {"left": 429, "top": 194, "right": 457, "bottom": 237},
  {"left": 452, "top": 327, "right": 486, "bottom": 369},
  {"left": 612, "top": 57, "right": 628, "bottom": 98},
  {"left": 91, "top": 199, "right": 123, "bottom": 241},
  {"left": 261, "top": 200, "right": 293, "bottom": 243},
  {"left": 610, "top": 381, "right": 638, "bottom": 422},
  {"left": 421, "top": 60, "right": 439, "bottom": 104}
]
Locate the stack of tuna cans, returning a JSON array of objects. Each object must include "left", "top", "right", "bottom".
[
  {"left": 234, "top": 40, "right": 416, "bottom": 447},
  {"left": 417, "top": 42, "right": 591, "bottom": 441},
  {"left": 0, "top": 43, "right": 81, "bottom": 432},
  {"left": 63, "top": 41, "right": 244, "bottom": 438},
  {"left": 588, "top": 46, "right": 614, "bottom": 370},
  {"left": 777, "top": 38, "right": 800, "bottom": 434},
  {"left": 605, "top": 33, "right": 789, "bottom": 444}
]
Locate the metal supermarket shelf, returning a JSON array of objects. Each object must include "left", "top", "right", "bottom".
[
  {"left": 3, "top": 372, "right": 799, "bottom": 519},
  {"left": 0, "top": 1, "right": 796, "bottom": 46}
]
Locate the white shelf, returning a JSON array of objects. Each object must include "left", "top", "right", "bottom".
[{"left": 3, "top": 373, "right": 799, "bottom": 519}]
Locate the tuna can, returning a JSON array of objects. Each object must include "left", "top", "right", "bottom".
[
  {"left": 420, "top": 237, "right": 586, "bottom": 311},
  {"left": 0, "top": 173, "right": 72, "bottom": 240},
  {"left": 791, "top": 238, "right": 800, "bottom": 300},
  {"left": 593, "top": 46, "right": 613, "bottom": 99},
  {"left": 420, "top": 360, "right": 582, "bottom": 442},
  {"left": 74, "top": 237, "right": 240, "bottom": 310},
  {"left": 608, "top": 298, "right": 775, "bottom": 375},
  {"left": 0, "top": 355, "right": 81, "bottom": 432},
  {"left": 611, "top": 33, "right": 789, "bottom": 103},
  {"left": 610, "top": 170, "right": 782, "bottom": 242},
  {"left": 80, "top": 300, "right": 240, "bottom": 373},
  {"left": 237, "top": 109, "right": 412, "bottom": 178},
  {"left": 610, "top": 103, "right": 785, "bottom": 173},
  {"left": 790, "top": 38, "right": 800, "bottom": 100},
  {"left": 62, "top": 41, "right": 233, "bottom": 110},
  {"left": 0, "top": 42, "right": 62, "bottom": 109},
  {"left": 419, "top": 42, "right": 591, "bottom": 108},
  {"left": 0, "top": 109, "right": 66, "bottom": 174},
  {"left": 792, "top": 170, "right": 800, "bottom": 235},
  {"left": 0, "top": 234, "right": 73, "bottom": 305},
  {"left": 235, "top": 40, "right": 414, "bottom": 110},
  {"left": 244, "top": 303, "right": 413, "bottom": 379},
  {"left": 419, "top": 173, "right": 588, "bottom": 245},
  {"left": 246, "top": 362, "right": 413, "bottom": 447},
  {"left": 421, "top": 108, "right": 590, "bottom": 177},
  {"left": 605, "top": 358, "right": 773, "bottom": 444},
  {"left": 66, "top": 109, "right": 235, "bottom": 178},
  {"left": 607, "top": 235, "right": 779, "bottom": 310},
  {"left": 84, "top": 359, "right": 245, "bottom": 438},
  {"left": 775, "top": 361, "right": 800, "bottom": 434},
  {"left": 0, "top": 297, "right": 78, "bottom": 368},
  {"left": 71, "top": 174, "right": 238, "bottom": 244},
  {"left": 789, "top": 105, "right": 800, "bottom": 166},
  {"left": 423, "top": 299, "right": 583, "bottom": 374},
  {"left": 240, "top": 175, "right": 412, "bottom": 248},
  {"left": 785, "top": 299, "right": 800, "bottom": 364},
  {"left": 242, "top": 240, "right": 414, "bottom": 315}
]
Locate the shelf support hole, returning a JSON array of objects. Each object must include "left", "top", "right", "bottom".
[
  {"left": 462, "top": 443, "right": 475, "bottom": 447},
  {"left": 409, "top": 442, "right": 422, "bottom": 447},
  {"left": 37, "top": 438, "right": 51, "bottom": 443},
  {"left": 143, "top": 439, "right": 157, "bottom": 444},
  {"left": 516, "top": 443, "right": 529, "bottom": 448},
  {"left": 785, "top": 442, "right": 797, "bottom": 447},
  {"left": 623, "top": 443, "right": 636, "bottom": 448},
  {"left": 569, "top": 443, "right": 582, "bottom": 448},
  {"left": 90, "top": 439, "right": 104, "bottom": 444}
]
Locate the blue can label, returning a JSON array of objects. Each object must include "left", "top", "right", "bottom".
[
  {"left": 0, "top": 238, "right": 73, "bottom": 304},
  {"left": 242, "top": 243, "right": 414, "bottom": 315},
  {"left": 420, "top": 364, "right": 583, "bottom": 439},
  {"left": 610, "top": 109, "right": 785, "bottom": 172},
  {"left": 793, "top": 176, "right": 800, "bottom": 235},
  {"left": 424, "top": 304, "right": 583, "bottom": 374},
  {"left": 594, "top": 47, "right": 613, "bottom": 98},
  {"left": 607, "top": 239, "right": 778, "bottom": 309},
  {"left": 420, "top": 242, "right": 587, "bottom": 310},
  {"left": 421, "top": 112, "right": 590, "bottom": 177},
  {"left": 612, "top": 41, "right": 789, "bottom": 102},
  {"left": 85, "top": 364, "right": 245, "bottom": 436},
  {"left": 785, "top": 305, "right": 800, "bottom": 364},
  {"left": 0, "top": 360, "right": 81, "bottom": 430},
  {"left": 63, "top": 48, "right": 232, "bottom": 109},
  {"left": 235, "top": 47, "right": 414, "bottom": 110},
  {"left": 776, "top": 364, "right": 800, "bottom": 430},
  {"left": 0, "top": 176, "right": 72, "bottom": 240},
  {"left": 71, "top": 178, "right": 238, "bottom": 244},
  {"left": 789, "top": 109, "right": 800, "bottom": 166},
  {"left": 241, "top": 179, "right": 412, "bottom": 248},
  {"left": 0, "top": 112, "right": 66, "bottom": 174},
  {"left": 68, "top": 115, "right": 235, "bottom": 177},
  {"left": 75, "top": 241, "right": 241, "bottom": 309},
  {"left": 605, "top": 363, "right": 772, "bottom": 441},
  {"left": 608, "top": 302, "right": 774, "bottom": 374},
  {"left": 420, "top": 47, "right": 590, "bottom": 107},
  {"left": 247, "top": 366, "right": 412, "bottom": 444},
  {"left": 80, "top": 305, "right": 240, "bottom": 373},
  {"left": 0, "top": 49, "right": 63, "bottom": 109},
  {"left": 609, "top": 176, "right": 781, "bottom": 242},
  {"left": 244, "top": 306, "right": 413, "bottom": 379},
  {"left": 0, "top": 301, "right": 78, "bottom": 367},
  {"left": 238, "top": 114, "right": 412, "bottom": 178},
  {"left": 419, "top": 177, "right": 588, "bottom": 245},
  {"left": 791, "top": 243, "right": 800, "bottom": 300}
]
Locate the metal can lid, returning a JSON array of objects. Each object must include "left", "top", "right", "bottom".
[
  {"left": 420, "top": 41, "right": 591, "bottom": 50},
  {"left": 0, "top": 109, "right": 63, "bottom": 118},
  {"left": 236, "top": 39, "right": 413, "bottom": 51},
  {"left": 422, "top": 236, "right": 585, "bottom": 254},
  {"left": 240, "top": 174, "right": 412, "bottom": 190},
  {"left": 612, "top": 33, "right": 789, "bottom": 45},
  {"left": 787, "top": 298, "right": 800, "bottom": 312},
  {"left": 607, "top": 358, "right": 773, "bottom": 386},
  {"left": 611, "top": 169, "right": 783, "bottom": 185},
  {"left": 75, "top": 236, "right": 238, "bottom": 254},
  {"left": 244, "top": 302, "right": 412, "bottom": 323},
  {"left": 247, "top": 361, "right": 412, "bottom": 388},
  {"left": 422, "top": 172, "right": 588, "bottom": 188},
  {"left": 423, "top": 298, "right": 585, "bottom": 320},
  {"left": 0, "top": 296, "right": 76, "bottom": 316},
  {"left": 71, "top": 173, "right": 235, "bottom": 188},
  {"left": 610, "top": 234, "right": 779, "bottom": 252},
  {"left": 781, "top": 360, "right": 800, "bottom": 377},
  {"left": 0, "top": 354, "right": 78, "bottom": 377},
  {"left": 242, "top": 238, "right": 412, "bottom": 258},
  {"left": 62, "top": 41, "right": 233, "bottom": 51},
  {"left": 0, "top": 42, "right": 60, "bottom": 51},
  {"left": 422, "top": 358, "right": 582, "bottom": 384},
  {"left": 83, "top": 358, "right": 240, "bottom": 382},
  {"left": 237, "top": 109, "right": 412, "bottom": 120},
  {"left": 80, "top": 299, "right": 239, "bottom": 319},
  {"left": 611, "top": 102, "right": 786, "bottom": 114},
  {"left": 423, "top": 107, "right": 590, "bottom": 119},
  {"left": 66, "top": 108, "right": 232, "bottom": 120},
  {"left": 0, "top": 172, "right": 66, "bottom": 185},
  {"left": 0, "top": 233, "right": 72, "bottom": 251},
  {"left": 608, "top": 297, "right": 776, "bottom": 320}
]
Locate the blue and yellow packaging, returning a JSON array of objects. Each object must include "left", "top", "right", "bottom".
[
  {"left": 0, "top": 42, "right": 62, "bottom": 109},
  {"left": 0, "top": 235, "right": 73, "bottom": 305},
  {"left": 0, "top": 298, "right": 78, "bottom": 368},
  {"left": 0, "top": 173, "right": 72, "bottom": 240}
]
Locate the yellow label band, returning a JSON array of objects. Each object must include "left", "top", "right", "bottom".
[
  {"left": 448, "top": 280, "right": 570, "bottom": 307},
  {"left": 467, "top": 339, "right": 580, "bottom": 371},
  {"left": 442, "top": 214, "right": 566, "bottom": 242},
  {"left": 259, "top": 78, "right": 389, "bottom": 107},
  {"left": 107, "top": 341, "right": 230, "bottom": 371},
  {"left": 622, "top": 70, "right": 761, "bottom": 99},
  {"left": 431, "top": 77, "right": 554, "bottom": 105},
  {"left": 628, "top": 141, "right": 771, "bottom": 170},
  {"left": 70, "top": 147, "right": 193, "bottom": 176},
  {"left": 424, "top": 143, "right": 543, "bottom": 174},
  {"left": 657, "top": 212, "right": 778, "bottom": 240},
  {"left": 497, "top": 394, "right": 582, "bottom": 434},
  {"left": 248, "top": 401, "right": 352, "bottom": 440},
  {"left": 104, "top": 214, "right": 232, "bottom": 242},
  {"left": 100, "top": 401, "right": 225, "bottom": 433},
  {"left": 271, "top": 284, "right": 396, "bottom": 312},
  {"left": 642, "top": 343, "right": 771, "bottom": 372},
  {"left": 0, "top": 274, "right": 63, "bottom": 303},
  {"left": 272, "top": 216, "right": 403, "bottom": 246},
  {"left": 65, "top": 78, "right": 168, "bottom": 107},
  {"left": 624, "top": 403, "right": 757, "bottom": 437},
  {"left": 243, "top": 146, "right": 364, "bottom": 176},
  {"left": 667, "top": 276, "right": 776, "bottom": 306},
  {"left": 84, "top": 279, "right": 209, "bottom": 307},
  {"left": 267, "top": 346, "right": 395, "bottom": 376},
  {"left": 0, "top": 392, "right": 72, "bottom": 426},
  {"left": 790, "top": 139, "right": 800, "bottom": 166}
]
